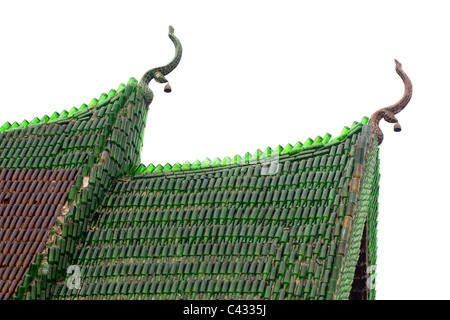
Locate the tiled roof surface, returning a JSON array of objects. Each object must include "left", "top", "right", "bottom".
[{"left": 48, "top": 121, "right": 379, "bottom": 300}]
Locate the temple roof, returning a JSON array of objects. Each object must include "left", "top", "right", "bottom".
[{"left": 0, "top": 26, "right": 411, "bottom": 300}]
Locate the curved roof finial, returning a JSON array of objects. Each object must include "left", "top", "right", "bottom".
[
  {"left": 139, "top": 25, "right": 183, "bottom": 106},
  {"left": 369, "top": 59, "right": 412, "bottom": 145}
]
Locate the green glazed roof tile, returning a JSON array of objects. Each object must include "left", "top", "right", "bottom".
[
  {"left": 211, "top": 157, "right": 221, "bottom": 168},
  {"left": 340, "top": 126, "right": 350, "bottom": 136},
  {"left": 250, "top": 149, "right": 262, "bottom": 162},
  {"left": 172, "top": 162, "right": 182, "bottom": 172},
  {"left": 60, "top": 110, "right": 69, "bottom": 117},
  {"left": 260, "top": 147, "right": 272, "bottom": 160},
  {"left": 108, "top": 89, "right": 117, "bottom": 99},
  {"left": 181, "top": 161, "right": 191, "bottom": 171},
  {"left": 98, "top": 93, "right": 108, "bottom": 103},
  {"left": 304, "top": 136, "right": 323, "bottom": 151},
  {"left": 67, "top": 107, "right": 79, "bottom": 118},
  {"left": 239, "top": 152, "right": 251, "bottom": 164},
  {"left": 312, "top": 136, "right": 323, "bottom": 145},
  {"left": 19, "top": 120, "right": 29, "bottom": 128},
  {"left": 127, "top": 77, "right": 138, "bottom": 86},
  {"left": 79, "top": 103, "right": 88, "bottom": 111},
  {"left": 49, "top": 112, "right": 60, "bottom": 121},
  {"left": 280, "top": 143, "right": 293, "bottom": 155},
  {"left": 88, "top": 98, "right": 98, "bottom": 108},
  {"left": 348, "top": 123, "right": 363, "bottom": 136},
  {"left": 39, "top": 115, "right": 50, "bottom": 123},
  {"left": 136, "top": 164, "right": 147, "bottom": 174},
  {"left": 322, "top": 133, "right": 332, "bottom": 145},
  {"left": 191, "top": 160, "right": 201, "bottom": 170},
  {"left": 221, "top": 156, "right": 231, "bottom": 166},
  {"left": 350, "top": 121, "right": 359, "bottom": 129},
  {"left": 288, "top": 141, "right": 304, "bottom": 154},
  {"left": 272, "top": 145, "right": 283, "bottom": 156},
  {"left": 360, "top": 116, "right": 369, "bottom": 125},
  {"left": 302, "top": 138, "right": 313, "bottom": 148},
  {"left": 201, "top": 158, "right": 212, "bottom": 169},
  {"left": 0, "top": 122, "right": 11, "bottom": 132},
  {"left": 117, "top": 83, "right": 126, "bottom": 93}
]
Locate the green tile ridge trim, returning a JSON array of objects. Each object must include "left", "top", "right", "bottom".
[
  {"left": 130, "top": 116, "right": 368, "bottom": 176},
  {"left": 335, "top": 132, "right": 379, "bottom": 299},
  {"left": 0, "top": 79, "right": 131, "bottom": 133}
]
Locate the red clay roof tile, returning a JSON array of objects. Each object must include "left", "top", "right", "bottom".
[{"left": 0, "top": 168, "right": 78, "bottom": 299}]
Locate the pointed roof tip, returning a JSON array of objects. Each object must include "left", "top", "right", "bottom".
[{"left": 169, "top": 25, "right": 174, "bottom": 34}]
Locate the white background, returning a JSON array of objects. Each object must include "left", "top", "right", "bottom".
[{"left": 1, "top": 0, "right": 449, "bottom": 300}]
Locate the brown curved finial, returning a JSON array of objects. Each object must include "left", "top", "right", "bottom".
[{"left": 369, "top": 59, "right": 412, "bottom": 145}]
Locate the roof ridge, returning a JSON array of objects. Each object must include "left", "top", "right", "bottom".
[
  {"left": 0, "top": 77, "right": 138, "bottom": 133},
  {"left": 129, "top": 116, "right": 369, "bottom": 176}
]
